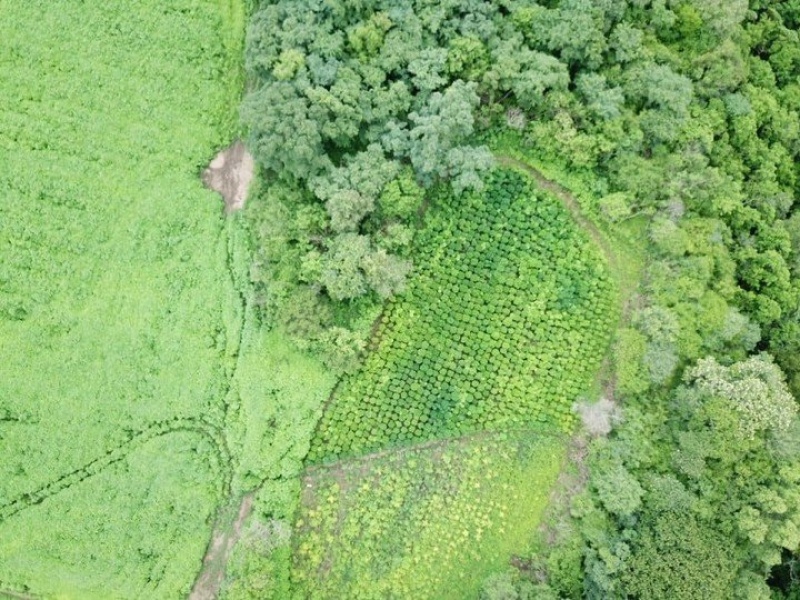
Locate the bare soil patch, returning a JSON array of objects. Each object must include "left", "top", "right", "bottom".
[
  {"left": 189, "top": 493, "right": 254, "bottom": 600},
  {"left": 202, "top": 141, "right": 255, "bottom": 213}
]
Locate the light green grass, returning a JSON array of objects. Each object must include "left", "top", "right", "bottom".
[
  {"left": 293, "top": 432, "right": 566, "bottom": 599},
  {"left": 0, "top": 434, "right": 222, "bottom": 599},
  {"left": 0, "top": 1, "right": 250, "bottom": 597}
]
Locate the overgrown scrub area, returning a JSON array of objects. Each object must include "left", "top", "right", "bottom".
[
  {"left": 294, "top": 433, "right": 565, "bottom": 599},
  {"left": 309, "top": 170, "right": 614, "bottom": 462},
  {"left": 0, "top": 2, "right": 261, "bottom": 597}
]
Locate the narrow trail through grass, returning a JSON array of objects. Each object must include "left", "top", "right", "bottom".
[
  {"left": 190, "top": 493, "right": 255, "bottom": 600},
  {"left": 0, "top": 417, "right": 230, "bottom": 523}
]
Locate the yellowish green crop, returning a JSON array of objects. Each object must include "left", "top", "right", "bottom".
[{"left": 294, "top": 432, "right": 566, "bottom": 599}]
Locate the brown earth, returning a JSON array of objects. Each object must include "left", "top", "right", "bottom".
[
  {"left": 189, "top": 493, "right": 254, "bottom": 600},
  {"left": 202, "top": 141, "right": 255, "bottom": 213}
]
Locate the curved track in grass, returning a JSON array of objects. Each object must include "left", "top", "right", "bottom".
[{"left": 0, "top": 417, "right": 231, "bottom": 524}]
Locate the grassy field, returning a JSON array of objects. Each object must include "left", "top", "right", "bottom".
[
  {"left": 0, "top": 1, "right": 268, "bottom": 597},
  {"left": 294, "top": 432, "right": 566, "bottom": 599}
]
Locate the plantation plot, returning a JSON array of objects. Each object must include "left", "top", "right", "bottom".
[
  {"left": 309, "top": 170, "right": 615, "bottom": 462},
  {"left": 294, "top": 432, "right": 566, "bottom": 599}
]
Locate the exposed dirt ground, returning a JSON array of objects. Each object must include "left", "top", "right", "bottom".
[
  {"left": 202, "top": 141, "right": 255, "bottom": 213},
  {"left": 189, "top": 493, "right": 254, "bottom": 600}
]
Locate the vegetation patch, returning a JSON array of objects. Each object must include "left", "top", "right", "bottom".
[
  {"left": 0, "top": 433, "right": 222, "bottom": 599},
  {"left": 0, "top": 1, "right": 261, "bottom": 597},
  {"left": 294, "top": 432, "right": 566, "bottom": 599},
  {"left": 309, "top": 169, "right": 615, "bottom": 463}
]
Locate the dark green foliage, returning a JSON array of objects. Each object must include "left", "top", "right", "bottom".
[
  {"left": 623, "top": 510, "right": 739, "bottom": 599},
  {"left": 308, "top": 170, "right": 614, "bottom": 462},
  {"left": 575, "top": 354, "right": 800, "bottom": 600},
  {"left": 242, "top": 0, "right": 527, "bottom": 313}
]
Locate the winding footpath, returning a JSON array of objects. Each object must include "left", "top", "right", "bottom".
[{"left": 0, "top": 417, "right": 230, "bottom": 524}]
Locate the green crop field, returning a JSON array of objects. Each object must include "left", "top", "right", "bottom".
[
  {"left": 294, "top": 432, "right": 566, "bottom": 599},
  {"left": 0, "top": 1, "right": 280, "bottom": 597},
  {"left": 309, "top": 170, "right": 615, "bottom": 463}
]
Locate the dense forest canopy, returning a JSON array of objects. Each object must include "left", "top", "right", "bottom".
[
  {"left": 237, "top": 0, "right": 800, "bottom": 598},
  {"left": 242, "top": 0, "right": 800, "bottom": 388}
]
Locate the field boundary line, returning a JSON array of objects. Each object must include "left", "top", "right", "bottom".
[{"left": 304, "top": 427, "right": 566, "bottom": 477}]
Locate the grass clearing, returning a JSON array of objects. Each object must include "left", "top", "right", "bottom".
[
  {"left": 294, "top": 432, "right": 566, "bottom": 599},
  {"left": 0, "top": 1, "right": 279, "bottom": 597}
]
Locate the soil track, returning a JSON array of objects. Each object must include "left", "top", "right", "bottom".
[
  {"left": 189, "top": 493, "right": 254, "bottom": 600},
  {"left": 495, "top": 156, "right": 643, "bottom": 555},
  {"left": 0, "top": 589, "right": 39, "bottom": 600},
  {"left": 202, "top": 141, "right": 255, "bottom": 213}
]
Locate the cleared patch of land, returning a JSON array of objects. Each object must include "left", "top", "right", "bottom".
[{"left": 202, "top": 141, "right": 255, "bottom": 213}]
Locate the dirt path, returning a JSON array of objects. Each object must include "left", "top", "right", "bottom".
[
  {"left": 0, "top": 589, "right": 39, "bottom": 600},
  {"left": 188, "top": 493, "right": 254, "bottom": 600},
  {"left": 304, "top": 427, "right": 561, "bottom": 477},
  {"left": 202, "top": 141, "right": 255, "bottom": 214},
  {"left": 494, "top": 155, "right": 644, "bottom": 554},
  {"left": 496, "top": 154, "right": 639, "bottom": 402}
]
